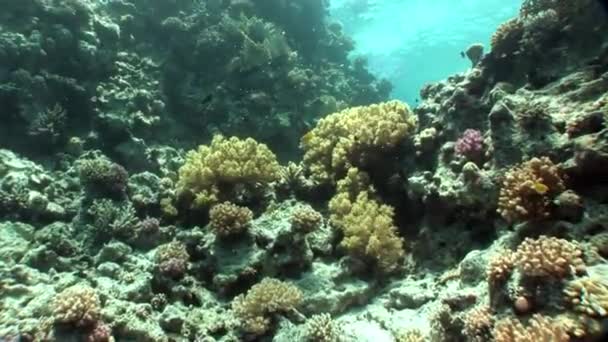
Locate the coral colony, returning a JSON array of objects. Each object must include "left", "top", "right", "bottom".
[{"left": 1, "top": 0, "right": 608, "bottom": 341}]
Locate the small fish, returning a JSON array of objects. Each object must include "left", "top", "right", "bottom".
[
  {"left": 532, "top": 182, "right": 549, "bottom": 194},
  {"left": 460, "top": 51, "right": 465, "bottom": 58},
  {"left": 301, "top": 131, "right": 314, "bottom": 146}
]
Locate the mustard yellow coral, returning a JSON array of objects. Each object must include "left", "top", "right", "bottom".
[
  {"left": 231, "top": 278, "right": 303, "bottom": 335},
  {"left": 329, "top": 170, "right": 404, "bottom": 272},
  {"left": 301, "top": 100, "right": 416, "bottom": 184},
  {"left": 176, "top": 135, "right": 280, "bottom": 208}
]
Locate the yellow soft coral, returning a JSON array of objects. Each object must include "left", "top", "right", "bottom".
[
  {"left": 301, "top": 100, "right": 416, "bottom": 184},
  {"left": 329, "top": 169, "right": 404, "bottom": 272},
  {"left": 231, "top": 278, "right": 302, "bottom": 335},
  {"left": 176, "top": 135, "right": 280, "bottom": 208}
]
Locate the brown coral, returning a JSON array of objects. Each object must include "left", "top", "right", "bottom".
[
  {"left": 487, "top": 249, "right": 516, "bottom": 285},
  {"left": 52, "top": 285, "right": 101, "bottom": 327},
  {"left": 209, "top": 202, "right": 253, "bottom": 237},
  {"left": 155, "top": 240, "right": 190, "bottom": 278},
  {"left": 463, "top": 306, "right": 494, "bottom": 342},
  {"left": 304, "top": 313, "right": 342, "bottom": 342},
  {"left": 564, "top": 276, "right": 608, "bottom": 317},
  {"left": 493, "top": 314, "right": 569, "bottom": 342},
  {"left": 231, "top": 278, "right": 302, "bottom": 335},
  {"left": 515, "top": 235, "right": 585, "bottom": 278},
  {"left": 491, "top": 18, "right": 524, "bottom": 58},
  {"left": 290, "top": 204, "right": 323, "bottom": 234},
  {"left": 497, "top": 157, "right": 566, "bottom": 223}
]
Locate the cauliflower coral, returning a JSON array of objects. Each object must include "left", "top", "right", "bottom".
[
  {"left": 176, "top": 135, "right": 281, "bottom": 208},
  {"left": 300, "top": 100, "right": 417, "bottom": 184}
]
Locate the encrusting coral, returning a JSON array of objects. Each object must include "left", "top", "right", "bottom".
[
  {"left": 209, "top": 201, "right": 253, "bottom": 237},
  {"left": 497, "top": 157, "right": 566, "bottom": 223},
  {"left": 231, "top": 277, "right": 303, "bottom": 335},
  {"left": 176, "top": 135, "right": 281, "bottom": 208},
  {"left": 514, "top": 235, "right": 585, "bottom": 278},
  {"left": 301, "top": 100, "right": 417, "bottom": 184}
]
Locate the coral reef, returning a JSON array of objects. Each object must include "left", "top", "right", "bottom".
[{"left": 1, "top": 0, "right": 608, "bottom": 341}]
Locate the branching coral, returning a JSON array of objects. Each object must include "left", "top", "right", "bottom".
[
  {"left": 232, "top": 278, "right": 303, "bottom": 335},
  {"left": 490, "top": 18, "right": 524, "bottom": 58},
  {"left": 394, "top": 328, "right": 426, "bottom": 342},
  {"left": 497, "top": 157, "right": 566, "bottom": 223},
  {"left": 487, "top": 249, "right": 516, "bottom": 285},
  {"left": 303, "top": 313, "right": 342, "bottom": 342},
  {"left": 463, "top": 306, "right": 494, "bottom": 342},
  {"left": 209, "top": 201, "right": 253, "bottom": 237},
  {"left": 300, "top": 100, "right": 416, "bottom": 184},
  {"left": 87, "top": 199, "right": 139, "bottom": 241},
  {"left": 329, "top": 186, "right": 404, "bottom": 273},
  {"left": 176, "top": 135, "right": 281, "bottom": 208},
  {"left": 493, "top": 314, "right": 569, "bottom": 342},
  {"left": 515, "top": 236, "right": 585, "bottom": 278},
  {"left": 564, "top": 276, "right": 608, "bottom": 317},
  {"left": 290, "top": 204, "right": 323, "bottom": 234},
  {"left": 155, "top": 241, "right": 190, "bottom": 278},
  {"left": 79, "top": 157, "right": 129, "bottom": 196},
  {"left": 52, "top": 285, "right": 101, "bottom": 327}
]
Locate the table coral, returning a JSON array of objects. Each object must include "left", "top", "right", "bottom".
[
  {"left": 176, "top": 135, "right": 281, "bottom": 208},
  {"left": 301, "top": 100, "right": 417, "bottom": 184}
]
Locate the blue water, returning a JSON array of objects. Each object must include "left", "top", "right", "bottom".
[{"left": 330, "top": 0, "right": 522, "bottom": 105}]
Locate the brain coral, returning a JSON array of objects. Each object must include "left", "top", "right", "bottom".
[
  {"left": 300, "top": 100, "right": 417, "bottom": 184},
  {"left": 176, "top": 135, "right": 281, "bottom": 208}
]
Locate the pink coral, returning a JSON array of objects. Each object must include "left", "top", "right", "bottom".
[
  {"left": 85, "top": 322, "right": 114, "bottom": 342},
  {"left": 455, "top": 129, "right": 484, "bottom": 159}
]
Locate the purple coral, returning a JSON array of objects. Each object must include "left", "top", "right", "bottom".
[
  {"left": 85, "top": 322, "right": 113, "bottom": 342},
  {"left": 455, "top": 129, "right": 484, "bottom": 159}
]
